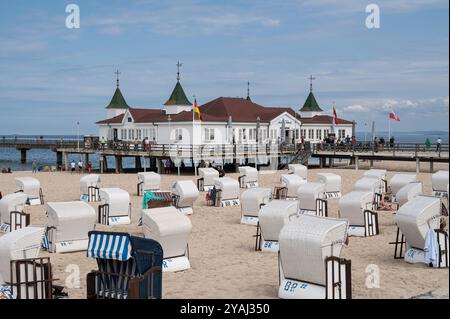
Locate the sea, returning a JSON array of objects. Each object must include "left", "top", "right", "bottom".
[{"left": 0, "top": 131, "right": 448, "bottom": 171}]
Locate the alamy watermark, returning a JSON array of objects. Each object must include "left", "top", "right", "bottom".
[
  {"left": 365, "top": 264, "right": 380, "bottom": 289},
  {"left": 366, "top": 4, "right": 380, "bottom": 29},
  {"left": 65, "top": 4, "right": 80, "bottom": 29}
]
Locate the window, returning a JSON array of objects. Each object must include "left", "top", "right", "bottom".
[
  {"left": 324, "top": 129, "right": 330, "bottom": 138},
  {"left": 120, "top": 129, "right": 126, "bottom": 140},
  {"left": 137, "top": 129, "right": 142, "bottom": 140},
  {"left": 249, "top": 128, "right": 256, "bottom": 141},
  {"left": 301, "top": 129, "right": 306, "bottom": 139},
  {"left": 270, "top": 129, "right": 277, "bottom": 140},
  {"left": 338, "top": 129, "right": 346, "bottom": 139},
  {"left": 316, "top": 129, "right": 322, "bottom": 141},
  {"left": 128, "top": 129, "right": 134, "bottom": 140},
  {"left": 204, "top": 128, "right": 215, "bottom": 142},
  {"left": 308, "top": 129, "right": 314, "bottom": 140},
  {"left": 149, "top": 127, "right": 156, "bottom": 141},
  {"left": 127, "top": 117, "right": 132, "bottom": 123},
  {"left": 143, "top": 129, "right": 148, "bottom": 139},
  {"left": 295, "top": 129, "right": 299, "bottom": 140},
  {"left": 175, "top": 128, "right": 183, "bottom": 141}
]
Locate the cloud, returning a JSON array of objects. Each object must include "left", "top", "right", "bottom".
[{"left": 343, "top": 104, "right": 369, "bottom": 112}]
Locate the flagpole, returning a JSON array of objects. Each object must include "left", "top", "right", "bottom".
[
  {"left": 192, "top": 96, "right": 196, "bottom": 176},
  {"left": 388, "top": 114, "right": 391, "bottom": 141}
]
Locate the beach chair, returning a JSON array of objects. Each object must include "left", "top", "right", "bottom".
[
  {"left": 280, "top": 174, "right": 307, "bottom": 199},
  {"left": 15, "top": 177, "right": 44, "bottom": 206},
  {"left": 297, "top": 182, "right": 328, "bottom": 217},
  {"left": 0, "top": 193, "right": 29, "bottom": 233},
  {"left": 288, "top": 164, "right": 308, "bottom": 180},
  {"left": 255, "top": 200, "right": 299, "bottom": 252},
  {"left": 80, "top": 174, "right": 101, "bottom": 202},
  {"left": 197, "top": 168, "right": 219, "bottom": 192},
  {"left": 238, "top": 166, "right": 259, "bottom": 188},
  {"left": 278, "top": 215, "right": 351, "bottom": 299},
  {"left": 86, "top": 231, "right": 163, "bottom": 299},
  {"left": 354, "top": 177, "right": 383, "bottom": 193},
  {"left": 172, "top": 180, "right": 199, "bottom": 215},
  {"left": 240, "top": 188, "right": 272, "bottom": 225},
  {"left": 338, "top": 191, "right": 378, "bottom": 237},
  {"left": 0, "top": 226, "right": 54, "bottom": 299},
  {"left": 142, "top": 207, "right": 192, "bottom": 272},
  {"left": 363, "top": 169, "right": 387, "bottom": 193},
  {"left": 432, "top": 170, "right": 449, "bottom": 198},
  {"left": 317, "top": 173, "right": 342, "bottom": 198},
  {"left": 137, "top": 172, "right": 161, "bottom": 196},
  {"left": 390, "top": 173, "right": 418, "bottom": 200},
  {"left": 214, "top": 177, "right": 240, "bottom": 207},
  {"left": 98, "top": 188, "right": 131, "bottom": 225},
  {"left": 46, "top": 201, "right": 96, "bottom": 253},
  {"left": 392, "top": 196, "right": 448, "bottom": 268},
  {"left": 396, "top": 182, "right": 423, "bottom": 208}
]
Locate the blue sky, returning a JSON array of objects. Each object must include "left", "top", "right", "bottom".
[{"left": 0, "top": 0, "right": 448, "bottom": 135}]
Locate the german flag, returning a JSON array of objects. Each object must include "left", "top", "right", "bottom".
[{"left": 194, "top": 98, "right": 201, "bottom": 121}]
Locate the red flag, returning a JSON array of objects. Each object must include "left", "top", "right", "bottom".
[
  {"left": 333, "top": 106, "right": 339, "bottom": 125},
  {"left": 389, "top": 111, "right": 400, "bottom": 122}
]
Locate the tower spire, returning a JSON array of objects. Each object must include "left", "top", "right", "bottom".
[
  {"left": 114, "top": 69, "right": 121, "bottom": 88},
  {"left": 246, "top": 81, "right": 252, "bottom": 101},
  {"left": 309, "top": 75, "right": 316, "bottom": 92},
  {"left": 176, "top": 61, "right": 183, "bottom": 81}
]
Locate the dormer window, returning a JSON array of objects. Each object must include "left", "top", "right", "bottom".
[{"left": 128, "top": 117, "right": 132, "bottom": 122}]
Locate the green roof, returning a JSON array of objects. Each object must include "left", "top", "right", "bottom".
[
  {"left": 106, "top": 88, "right": 130, "bottom": 109},
  {"left": 300, "top": 92, "right": 323, "bottom": 112},
  {"left": 164, "top": 81, "right": 192, "bottom": 106}
]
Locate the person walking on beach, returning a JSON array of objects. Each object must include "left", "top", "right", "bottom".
[
  {"left": 32, "top": 160, "right": 38, "bottom": 173},
  {"left": 436, "top": 137, "right": 442, "bottom": 153},
  {"left": 70, "top": 160, "right": 76, "bottom": 174}
]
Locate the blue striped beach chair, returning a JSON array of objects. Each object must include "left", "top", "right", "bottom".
[{"left": 86, "top": 230, "right": 163, "bottom": 299}]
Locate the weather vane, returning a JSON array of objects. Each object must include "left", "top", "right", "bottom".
[
  {"left": 115, "top": 69, "right": 121, "bottom": 88},
  {"left": 309, "top": 75, "right": 316, "bottom": 92},
  {"left": 176, "top": 61, "right": 183, "bottom": 81}
]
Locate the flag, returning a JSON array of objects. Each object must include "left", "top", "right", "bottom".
[
  {"left": 194, "top": 98, "right": 201, "bottom": 121},
  {"left": 333, "top": 106, "right": 339, "bottom": 125},
  {"left": 389, "top": 111, "right": 400, "bottom": 122}
]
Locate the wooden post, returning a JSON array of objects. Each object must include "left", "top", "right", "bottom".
[
  {"left": 100, "top": 156, "right": 104, "bottom": 174},
  {"left": 135, "top": 156, "right": 142, "bottom": 172},
  {"left": 85, "top": 153, "right": 89, "bottom": 167},
  {"left": 64, "top": 152, "right": 69, "bottom": 171},
  {"left": 355, "top": 156, "right": 359, "bottom": 170},
  {"left": 370, "top": 159, "right": 374, "bottom": 168},
  {"left": 103, "top": 156, "right": 108, "bottom": 171},
  {"left": 430, "top": 159, "right": 434, "bottom": 173},
  {"left": 115, "top": 156, "right": 121, "bottom": 174},
  {"left": 19, "top": 148, "right": 28, "bottom": 164},
  {"left": 56, "top": 151, "right": 63, "bottom": 167},
  {"left": 416, "top": 158, "right": 420, "bottom": 174}
]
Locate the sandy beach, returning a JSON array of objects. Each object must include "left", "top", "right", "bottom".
[{"left": 1, "top": 160, "right": 448, "bottom": 299}]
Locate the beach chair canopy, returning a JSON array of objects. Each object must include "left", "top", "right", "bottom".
[
  {"left": 288, "top": 164, "right": 308, "bottom": 180},
  {"left": 259, "top": 200, "right": 299, "bottom": 241},
  {"left": 432, "top": 170, "right": 449, "bottom": 192},
  {"left": 363, "top": 169, "right": 387, "bottom": 181},
  {"left": 281, "top": 174, "right": 307, "bottom": 197},
  {"left": 47, "top": 201, "right": 96, "bottom": 243},
  {"left": 99, "top": 188, "right": 130, "bottom": 216},
  {"left": 0, "top": 226, "right": 45, "bottom": 284},
  {"left": 297, "top": 182, "right": 325, "bottom": 211},
  {"left": 138, "top": 172, "right": 161, "bottom": 190},
  {"left": 353, "top": 177, "right": 382, "bottom": 193},
  {"left": 396, "top": 182, "right": 423, "bottom": 207},
  {"left": 172, "top": 180, "right": 199, "bottom": 207},
  {"left": 395, "top": 196, "right": 441, "bottom": 250},
  {"left": 142, "top": 207, "right": 192, "bottom": 259},
  {"left": 214, "top": 177, "right": 240, "bottom": 200},
  {"left": 198, "top": 168, "right": 219, "bottom": 186},
  {"left": 0, "top": 193, "right": 28, "bottom": 224},
  {"left": 15, "top": 177, "right": 41, "bottom": 197},
  {"left": 241, "top": 188, "right": 272, "bottom": 217},
  {"left": 339, "top": 191, "right": 374, "bottom": 226},
  {"left": 317, "top": 173, "right": 342, "bottom": 193},
  {"left": 279, "top": 215, "right": 348, "bottom": 286},
  {"left": 238, "top": 166, "right": 258, "bottom": 183},
  {"left": 390, "top": 173, "right": 418, "bottom": 195},
  {"left": 80, "top": 174, "right": 100, "bottom": 195}
]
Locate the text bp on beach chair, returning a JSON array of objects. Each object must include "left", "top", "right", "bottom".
[
  {"left": 392, "top": 195, "right": 448, "bottom": 268},
  {"left": 363, "top": 169, "right": 387, "bottom": 193},
  {"left": 137, "top": 172, "right": 161, "bottom": 196},
  {"left": 240, "top": 187, "right": 272, "bottom": 225},
  {"left": 86, "top": 230, "right": 163, "bottom": 299},
  {"left": 98, "top": 188, "right": 131, "bottom": 225},
  {"left": 395, "top": 182, "right": 423, "bottom": 208},
  {"left": 297, "top": 182, "right": 328, "bottom": 217},
  {"left": 80, "top": 174, "right": 101, "bottom": 202},
  {"left": 197, "top": 168, "right": 219, "bottom": 192},
  {"left": 432, "top": 170, "right": 449, "bottom": 198},
  {"left": 214, "top": 177, "right": 240, "bottom": 207},
  {"left": 45, "top": 201, "right": 96, "bottom": 253},
  {"left": 172, "top": 180, "right": 199, "bottom": 215},
  {"left": 278, "top": 174, "right": 307, "bottom": 200},
  {"left": 255, "top": 200, "right": 299, "bottom": 252},
  {"left": 316, "top": 173, "right": 342, "bottom": 198},
  {"left": 142, "top": 206, "right": 192, "bottom": 272},
  {"left": 288, "top": 163, "right": 308, "bottom": 180},
  {"left": 15, "top": 177, "right": 44, "bottom": 206},
  {"left": 278, "top": 215, "right": 351, "bottom": 299},
  {"left": 0, "top": 226, "right": 54, "bottom": 299},
  {"left": 0, "top": 193, "right": 28, "bottom": 233},
  {"left": 339, "top": 191, "right": 378, "bottom": 237},
  {"left": 238, "top": 166, "right": 259, "bottom": 188}
]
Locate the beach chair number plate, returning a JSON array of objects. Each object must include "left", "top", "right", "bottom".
[
  {"left": 261, "top": 240, "right": 279, "bottom": 252},
  {"left": 109, "top": 216, "right": 131, "bottom": 225},
  {"left": 433, "top": 191, "right": 448, "bottom": 198},
  {"left": 222, "top": 199, "right": 240, "bottom": 207},
  {"left": 241, "top": 216, "right": 258, "bottom": 226},
  {"left": 0, "top": 223, "right": 10, "bottom": 233},
  {"left": 283, "top": 280, "right": 308, "bottom": 293},
  {"left": 324, "top": 192, "right": 341, "bottom": 199},
  {"left": 246, "top": 182, "right": 258, "bottom": 188}
]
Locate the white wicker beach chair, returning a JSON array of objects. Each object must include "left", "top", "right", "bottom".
[
  {"left": 98, "top": 188, "right": 131, "bottom": 225},
  {"left": 288, "top": 164, "right": 308, "bottom": 180},
  {"left": 0, "top": 193, "right": 28, "bottom": 233},
  {"left": 297, "top": 182, "right": 328, "bottom": 217},
  {"left": 238, "top": 166, "right": 259, "bottom": 188},
  {"left": 339, "top": 191, "right": 378, "bottom": 237},
  {"left": 80, "top": 174, "right": 101, "bottom": 202},
  {"left": 137, "top": 172, "right": 161, "bottom": 196},
  {"left": 213, "top": 177, "right": 240, "bottom": 207},
  {"left": 172, "top": 180, "right": 199, "bottom": 214},
  {"left": 240, "top": 187, "right": 272, "bottom": 225},
  {"left": 316, "top": 173, "right": 342, "bottom": 198},
  {"left": 197, "top": 168, "right": 219, "bottom": 192},
  {"left": 15, "top": 177, "right": 44, "bottom": 206}
]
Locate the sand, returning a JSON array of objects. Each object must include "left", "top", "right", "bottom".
[{"left": 0, "top": 160, "right": 448, "bottom": 299}]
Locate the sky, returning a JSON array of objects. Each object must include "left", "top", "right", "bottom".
[{"left": 0, "top": 0, "right": 448, "bottom": 135}]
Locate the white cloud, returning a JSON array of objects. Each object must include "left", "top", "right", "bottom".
[{"left": 344, "top": 104, "right": 369, "bottom": 112}]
